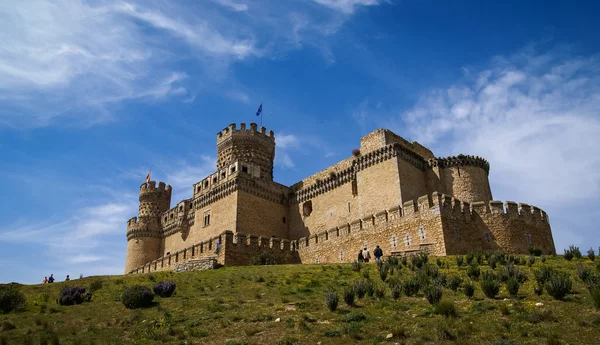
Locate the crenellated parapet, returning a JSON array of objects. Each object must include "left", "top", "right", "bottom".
[
  {"left": 216, "top": 122, "right": 275, "bottom": 144},
  {"left": 428, "top": 155, "right": 490, "bottom": 175}
]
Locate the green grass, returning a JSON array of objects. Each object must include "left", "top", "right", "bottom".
[{"left": 0, "top": 256, "right": 599, "bottom": 344}]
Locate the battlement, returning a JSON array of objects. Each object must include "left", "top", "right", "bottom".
[
  {"left": 140, "top": 181, "right": 173, "bottom": 194},
  {"left": 428, "top": 155, "right": 490, "bottom": 174},
  {"left": 216, "top": 122, "right": 275, "bottom": 145}
]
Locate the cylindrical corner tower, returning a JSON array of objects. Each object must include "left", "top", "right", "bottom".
[
  {"left": 216, "top": 122, "right": 276, "bottom": 181},
  {"left": 438, "top": 155, "right": 493, "bottom": 203},
  {"left": 124, "top": 181, "right": 172, "bottom": 274}
]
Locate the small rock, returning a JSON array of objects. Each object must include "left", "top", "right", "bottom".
[
  {"left": 386, "top": 333, "right": 393, "bottom": 339},
  {"left": 535, "top": 302, "right": 544, "bottom": 307},
  {"left": 503, "top": 298, "right": 508, "bottom": 301},
  {"left": 317, "top": 342, "right": 321, "bottom": 345},
  {"left": 275, "top": 318, "right": 281, "bottom": 322}
]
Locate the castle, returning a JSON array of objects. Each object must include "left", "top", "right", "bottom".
[{"left": 125, "top": 123, "right": 556, "bottom": 274}]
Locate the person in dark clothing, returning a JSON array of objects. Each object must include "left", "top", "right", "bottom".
[
  {"left": 48, "top": 274, "right": 55, "bottom": 283},
  {"left": 357, "top": 250, "right": 364, "bottom": 263},
  {"left": 374, "top": 245, "right": 383, "bottom": 262}
]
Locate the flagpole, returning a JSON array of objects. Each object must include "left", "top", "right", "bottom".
[{"left": 260, "top": 102, "right": 263, "bottom": 128}]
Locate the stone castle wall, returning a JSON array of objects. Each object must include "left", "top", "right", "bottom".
[{"left": 125, "top": 123, "right": 556, "bottom": 274}]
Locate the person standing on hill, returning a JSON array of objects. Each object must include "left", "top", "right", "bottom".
[
  {"left": 43, "top": 277, "right": 48, "bottom": 284},
  {"left": 358, "top": 249, "right": 364, "bottom": 263},
  {"left": 362, "top": 247, "right": 371, "bottom": 263},
  {"left": 374, "top": 245, "right": 383, "bottom": 262},
  {"left": 48, "top": 274, "right": 55, "bottom": 283}
]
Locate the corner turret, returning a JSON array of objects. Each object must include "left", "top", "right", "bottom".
[{"left": 124, "top": 181, "right": 172, "bottom": 274}]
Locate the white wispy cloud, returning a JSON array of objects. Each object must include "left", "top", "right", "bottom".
[
  {"left": 277, "top": 134, "right": 300, "bottom": 149},
  {"left": 312, "top": 0, "right": 384, "bottom": 14},
  {"left": 210, "top": 0, "right": 249, "bottom": 12}
]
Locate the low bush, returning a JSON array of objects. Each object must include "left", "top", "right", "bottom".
[
  {"left": 467, "top": 264, "right": 481, "bottom": 280},
  {"left": 403, "top": 277, "right": 420, "bottom": 297},
  {"left": 447, "top": 276, "right": 462, "bottom": 291},
  {"left": 528, "top": 246, "right": 543, "bottom": 256},
  {"left": 570, "top": 245, "right": 582, "bottom": 259},
  {"left": 464, "top": 281, "right": 475, "bottom": 298},
  {"left": 456, "top": 255, "right": 464, "bottom": 267},
  {"left": 466, "top": 252, "right": 475, "bottom": 265},
  {"left": 528, "top": 255, "right": 535, "bottom": 267},
  {"left": 411, "top": 252, "right": 428, "bottom": 269},
  {"left": 353, "top": 280, "right": 367, "bottom": 299},
  {"left": 390, "top": 283, "right": 402, "bottom": 300},
  {"left": 434, "top": 299, "right": 457, "bottom": 317},
  {"left": 534, "top": 282, "right": 544, "bottom": 296},
  {"left": 588, "top": 248, "right": 596, "bottom": 262},
  {"left": 534, "top": 266, "right": 554, "bottom": 286},
  {"left": 89, "top": 279, "right": 103, "bottom": 293},
  {"left": 252, "top": 251, "right": 284, "bottom": 265},
  {"left": 152, "top": 281, "right": 176, "bottom": 298},
  {"left": 545, "top": 272, "right": 572, "bottom": 300},
  {"left": 564, "top": 249, "right": 574, "bottom": 261},
  {"left": 378, "top": 263, "right": 389, "bottom": 282},
  {"left": 352, "top": 261, "right": 361, "bottom": 272},
  {"left": 387, "top": 256, "right": 399, "bottom": 267},
  {"left": 590, "top": 286, "right": 600, "bottom": 310},
  {"left": 365, "top": 280, "right": 375, "bottom": 297},
  {"left": 343, "top": 311, "right": 366, "bottom": 322},
  {"left": 0, "top": 284, "right": 26, "bottom": 313},
  {"left": 423, "top": 283, "right": 442, "bottom": 305},
  {"left": 374, "top": 283, "right": 386, "bottom": 299},
  {"left": 343, "top": 287, "right": 355, "bottom": 307},
  {"left": 597, "top": 261, "right": 600, "bottom": 273},
  {"left": 481, "top": 276, "right": 500, "bottom": 299},
  {"left": 325, "top": 291, "right": 338, "bottom": 312},
  {"left": 541, "top": 256, "right": 546, "bottom": 263},
  {"left": 499, "top": 263, "right": 528, "bottom": 284},
  {"left": 576, "top": 264, "right": 592, "bottom": 283},
  {"left": 56, "top": 287, "right": 92, "bottom": 306},
  {"left": 506, "top": 277, "right": 520, "bottom": 296},
  {"left": 122, "top": 286, "right": 154, "bottom": 309}
]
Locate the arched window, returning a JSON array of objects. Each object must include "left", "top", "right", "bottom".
[
  {"left": 417, "top": 225, "right": 426, "bottom": 240},
  {"left": 391, "top": 235, "right": 397, "bottom": 248},
  {"left": 404, "top": 235, "right": 412, "bottom": 246}
]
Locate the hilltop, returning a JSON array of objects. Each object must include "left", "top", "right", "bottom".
[{"left": 1, "top": 254, "right": 599, "bottom": 345}]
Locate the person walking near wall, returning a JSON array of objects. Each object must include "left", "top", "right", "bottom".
[
  {"left": 374, "top": 245, "right": 383, "bottom": 262},
  {"left": 357, "top": 250, "right": 364, "bottom": 263},
  {"left": 214, "top": 240, "right": 221, "bottom": 255},
  {"left": 362, "top": 247, "right": 371, "bottom": 263}
]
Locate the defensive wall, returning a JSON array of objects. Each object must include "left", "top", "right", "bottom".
[{"left": 128, "top": 192, "right": 555, "bottom": 274}]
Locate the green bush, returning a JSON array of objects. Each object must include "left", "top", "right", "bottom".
[
  {"left": 597, "top": 261, "right": 600, "bottom": 273},
  {"left": 447, "top": 276, "right": 462, "bottom": 291},
  {"left": 352, "top": 261, "right": 361, "bottom": 272},
  {"left": 343, "top": 287, "right": 355, "bottom": 306},
  {"left": 481, "top": 276, "right": 500, "bottom": 299},
  {"left": 545, "top": 272, "right": 572, "bottom": 300},
  {"left": 378, "top": 263, "right": 389, "bottom": 282},
  {"left": 0, "top": 284, "right": 26, "bottom": 314},
  {"left": 89, "top": 279, "right": 103, "bottom": 293},
  {"left": 534, "top": 266, "right": 554, "bottom": 286},
  {"left": 121, "top": 286, "right": 154, "bottom": 309},
  {"left": 374, "top": 283, "right": 386, "bottom": 299},
  {"left": 387, "top": 256, "right": 399, "bottom": 267},
  {"left": 464, "top": 281, "right": 475, "bottom": 298},
  {"left": 466, "top": 252, "right": 474, "bottom": 265},
  {"left": 499, "top": 263, "right": 528, "bottom": 284},
  {"left": 456, "top": 255, "right": 464, "bottom": 267},
  {"left": 353, "top": 280, "right": 367, "bottom": 299},
  {"left": 564, "top": 249, "right": 574, "bottom": 261},
  {"left": 252, "top": 251, "right": 284, "bottom": 265},
  {"left": 534, "top": 282, "right": 544, "bottom": 296},
  {"left": 590, "top": 286, "right": 600, "bottom": 309},
  {"left": 365, "top": 280, "right": 374, "bottom": 297},
  {"left": 343, "top": 311, "right": 366, "bottom": 322},
  {"left": 588, "top": 248, "right": 596, "bottom": 262},
  {"left": 56, "top": 287, "right": 92, "bottom": 306},
  {"left": 411, "top": 252, "right": 428, "bottom": 269},
  {"left": 325, "top": 291, "right": 338, "bottom": 312},
  {"left": 467, "top": 264, "right": 481, "bottom": 280},
  {"left": 423, "top": 283, "right": 442, "bottom": 305},
  {"left": 403, "top": 277, "right": 420, "bottom": 297},
  {"left": 541, "top": 256, "right": 546, "bottom": 263},
  {"left": 576, "top": 264, "right": 592, "bottom": 282},
  {"left": 390, "top": 283, "right": 402, "bottom": 300},
  {"left": 527, "top": 255, "right": 535, "bottom": 267},
  {"left": 529, "top": 246, "right": 543, "bottom": 256},
  {"left": 570, "top": 245, "right": 582, "bottom": 259},
  {"left": 434, "top": 299, "right": 457, "bottom": 317},
  {"left": 506, "top": 277, "right": 520, "bottom": 296}
]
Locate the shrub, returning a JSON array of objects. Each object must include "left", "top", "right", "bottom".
[
  {"left": 388, "top": 256, "right": 399, "bottom": 267},
  {"left": 401, "top": 256, "right": 408, "bottom": 266},
  {"left": 343, "top": 311, "right": 366, "bottom": 322},
  {"left": 403, "top": 277, "right": 420, "bottom": 297},
  {"left": 588, "top": 248, "right": 596, "bottom": 262},
  {"left": 590, "top": 286, "right": 600, "bottom": 309},
  {"left": 343, "top": 287, "right": 355, "bottom": 306},
  {"left": 467, "top": 264, "right": 481, "bottom": 280},
  {"left": 252, "top": 251, "right": 284, "bottom": 265},
  {"left": 434, "top": 274, "right": 447, "bottom": 287},
  {"left": 89, "top": 279, "right": 103, "bottom": 292},
  {"left": 374, "top": 283, "right": 386, "bottom": 299},
  {"left": 121, "top": 286, "right": 154, "bottom": 309},
  {"left": 528, "top": 255, "right": 535, "bottom": 267},
  {"left": 464, "top": 281, "right": 475, "bottom": 298},
  {"left": 564, "top": 249, "right": 574, "bottom": 261},
  {"left": 434, "top": 299, "right": 457, "bottom": 317},
  {"left": 541, "top": 256, "right": 546, "bottom": 263},
  {"left": 481, "top": 276, "right": 500, "bottom": 299},
  {"left": 499, "top": 263, "right": 527, "bottom": 284},
  {"left": 353, "top": 280, "right": 367, "bottom": 299},
  {"left": 325, "top": 291, "right": 338, "bottom": 312},
  {"left": 534, "top": 266, "right": 554, "bottom": 286},
  {"left": 56, "top": 287, "right": 92, "bottom": 306},
  {"left": 352, "top": 260, "right": 361, "bottom": 272},
  {"left": 0, "top": 284, "right": 26, "bottom": 313},
  {"left": 390, "top": 283, "right": 402, "bottom": 300},
  {"left": 570, "top": 245, "right": 582, "bottom": 259},
  {"left": 436, "top": 257, "right": 443, "bottom": 267},
  {"left": 423, "top": 283, "right": 442, "bottom": 305},
  {"left": 529, "top": 246, "right": 543, "bottom": 256},
  {"left": 534, "top": 282, "right": 543, "bottom": 296},
  {"left": 488, "top": 255, "right": 497, "bottom": 269},
  {"left": 576, "top": 264, "right": 592, "bottom": 282},
  {"left": 152, "top": 281, "right": 176, "bottom": 298},
  {"left": 506, "top": 277, "right": 520, "bottom": 296},
  {"left": 390, "top": 325, "right": 407, "bottom": 338},
  {"left": 597, "top": 261, "right": 600, "bottom": 273},
  {"left": 447, "top": 276, "right": 462, "bottom": 291},
  {"left": 0, "top": 320, "right": 16, "bottom": 331},
  {"left": 365, "top": 280, "right": 375, "bottom": 297},
  {"left": 466, "top": 252, "right": 475, "bottom": 265},
  {"left": 456, "top": 255, "right": 464, "bottom": 267},
  {"left": 545, "top": 272, "right": 572, "bottom": 300},
  {"left": 378, "top": 263, "right": 389, "bottom": 282}
]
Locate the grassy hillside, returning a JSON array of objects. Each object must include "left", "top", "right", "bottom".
[{"left": 1, "top": 254, "right": 599, "bottom": 345}]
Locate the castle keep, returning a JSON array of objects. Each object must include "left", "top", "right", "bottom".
[{"left": 125, "top": 123, "right": 556, "bottom": 274}]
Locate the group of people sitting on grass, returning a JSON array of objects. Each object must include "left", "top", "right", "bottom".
[
  {"left": 42, "top": 274, "right": 70, "bottom": 284},
  {"left": 358, "top": 245, "right": 384, "bottom": 263}
]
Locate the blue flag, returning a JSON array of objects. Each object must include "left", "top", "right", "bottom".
[{"left": 256, "top": 103, "right": 262, "bottom": 117}]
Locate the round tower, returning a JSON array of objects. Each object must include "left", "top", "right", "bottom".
[
  {"left": 438, "top": 155, "right": 492, "bottom": 203},
  {"left": 216, "top": 122, "right": 276, "bottom": 181},
  {"left": 124, "top": 181, "right": 172, "bottom": 274}
]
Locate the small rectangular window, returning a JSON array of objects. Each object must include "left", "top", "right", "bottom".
[
  {"left": 231, "top": 166, "right": 236, "bottom": 173},
  {"left": 242, "top": 166, "right": 248, "bottom": 173},
  {"left": 203, "top": 211, "right": 211, "bottom": 227},
  {"left": 283, "top": 217, "right": 286, "bottom": 223}
]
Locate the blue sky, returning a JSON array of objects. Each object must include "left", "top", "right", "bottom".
[{"left": 1, "top": 0, "right": 599, "bottom": 284}]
